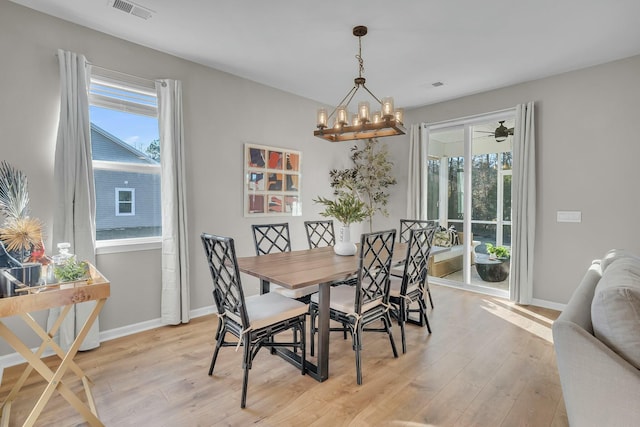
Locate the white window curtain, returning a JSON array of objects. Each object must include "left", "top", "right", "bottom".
[
  {"left": 510, "top": 102, "right": 536, "bottom": 304},
  {"left": 407, "top": 123, "right": 429, "bottom": 219},
  {"left": 49, "top": 49, "right": 99, "bottom": 350},
  {"left": 156, "top": 79, "right": 190, "bottom": 324}
]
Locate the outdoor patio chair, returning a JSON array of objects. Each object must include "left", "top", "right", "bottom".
[
  {"left": 309, "top": 229, "right": 398, "bottom": 385},
  {"left": 388, "top": 227, "right": 434, "bottom": 354},
  {"left": 201, "top": 233, "right": 307, "bottom": 408}
]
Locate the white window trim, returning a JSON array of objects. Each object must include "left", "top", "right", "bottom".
[
  {"left": 115, "top": 188, "right": 135, "bottom": 216},
  {"left": 90, "top": 69, "right": 161, "bottom": 250},
  {"left": 96, "top": 237, "right": 161, "bottom": 255},
  {"left": 93, "top": 160, "right": 161, "bottom": 174}
]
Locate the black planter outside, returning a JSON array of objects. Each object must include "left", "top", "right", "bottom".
[{"left": 476, "top": 257, "right": 510, "bottom": 282}]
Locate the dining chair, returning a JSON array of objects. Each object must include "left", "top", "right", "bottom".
[
  {"left": 305, "top": 219, "right": 354, "bottom": 347},
  {"left": 309, "top": 229, "right": 398, "bottom": 385},
  {"left": 201, "top": 233, "right": 308, "bottom": 408},
  {"left": 252, "top": 222, "right": 292, "bottom": 255},
  {"left": 395, "top": 219, "right": 437, "bottom": 309},
  {"left": 251, "top": 223, "right": 319, "bottom": 302},
  {"left": 399, "top": 219, "right": 435, "bottom": 243},
  {"left": 388, "top": 227, "right": 434, "bottom": 354},
  {"left": 304, "top": 219, "right": 335, "bottom": 249}
]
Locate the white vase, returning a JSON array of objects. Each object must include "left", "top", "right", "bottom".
[{"left": 334, "top": 224, "right": 357, "bottom": 256}]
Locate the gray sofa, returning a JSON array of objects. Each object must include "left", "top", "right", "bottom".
[{"left": 552, "top": 249, "right": 640, "bottom": 426}]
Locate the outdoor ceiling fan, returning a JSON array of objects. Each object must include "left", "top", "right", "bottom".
[{"left": 476, "top": 121, "right": 514, "bottom": 142}]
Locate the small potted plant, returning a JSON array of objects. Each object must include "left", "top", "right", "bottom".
[
  {"left": 485, "top": 243, "right": 510, "bottom": 261},
  {"left": 313, "top": 192, "right": 368, "bottom": 256}
]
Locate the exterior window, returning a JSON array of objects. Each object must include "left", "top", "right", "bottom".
[
  {"left": 115, "top": 188, "right": 135, "bottom": 216},
  {"left": 89, "top": 70, "right": 161, "bottom": 242}
]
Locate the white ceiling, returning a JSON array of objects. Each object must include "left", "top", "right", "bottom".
[{"left": 11, "top": 0, "right": 640, "bottom": 109}]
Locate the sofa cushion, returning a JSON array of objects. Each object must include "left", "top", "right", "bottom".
[
  {"left": 433, "top": 245, "right": 463, "bottom": 262},
  {"left": 591, "top": 256, "right": 640, "bottom": 369},
  {"left": 601, "top": 248, "right": 640, "bottom": 272}
]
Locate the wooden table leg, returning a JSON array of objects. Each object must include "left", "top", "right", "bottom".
[
  {"left": 25, "top": 298, "right": 105, "bottom": 426},
  {"left": 0, "top": 299, "right": 106, "bottom": 427},
  {"left": 1, "top": 305, "right": 73, "bottom": 409}
]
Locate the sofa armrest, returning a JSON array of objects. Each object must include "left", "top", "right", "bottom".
[
  {"left": 552, "top": 260, "right": 640, "bottom": 426},
  {"left": 553, "top": 319, "right": 640, "bottom": 426}
]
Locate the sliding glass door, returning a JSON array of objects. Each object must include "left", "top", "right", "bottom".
[{"left": 425, "top": 113, "right": 514, "bottom": 295}]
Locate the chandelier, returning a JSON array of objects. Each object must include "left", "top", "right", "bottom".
[{"left": 314, "top": 26, "right": 406, "bottom": 142}]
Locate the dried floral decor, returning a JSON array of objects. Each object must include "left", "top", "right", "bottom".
[{"left": 0, "top": 161, "right": 43, "bottom": 261}]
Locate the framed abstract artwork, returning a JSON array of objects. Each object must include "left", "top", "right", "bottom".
[{"left": 244, "top": 143, "right": 302, "bottom": 217}]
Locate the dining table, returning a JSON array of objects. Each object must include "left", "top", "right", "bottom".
[{"left": 236, "top": 242, "right": 451, "bottom": 382}]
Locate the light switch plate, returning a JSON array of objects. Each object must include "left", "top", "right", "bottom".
[{"left": 557, "top": 211, "right": 582, "bottom": 223}]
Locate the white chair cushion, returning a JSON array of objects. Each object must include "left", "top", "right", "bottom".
[
  {"left": 388, "top": 275, "right": 420, "bottom": 298},
  {"left": 310, "top": 284, "right": 381, "bottom": 314},
  {"left": 591, "top": 256, "right": 640, "bottom": 369},
  {"left": 271, "top": 283, "right": 318, "bottom": 299},
  {"left": 227, "top": 291, "right": 308, "bottom": 331}
]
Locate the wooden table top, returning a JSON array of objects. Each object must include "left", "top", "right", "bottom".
[{"left": 236, "top": 244, "right": 410, "bottom": 290}]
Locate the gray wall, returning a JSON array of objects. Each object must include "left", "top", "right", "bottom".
[
  {"left": 391, "top": 55, "right": 640, "bottom": 306},
  {"left": 2, "top": 0, "right": 639, "bottom": 356},
  {"left": 0, "top": 2, "right": 355, "bottom": 355}
]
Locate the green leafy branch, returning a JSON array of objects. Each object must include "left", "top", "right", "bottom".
[{"left": 313, "top": 192, "right": 369, "bottom": 226}]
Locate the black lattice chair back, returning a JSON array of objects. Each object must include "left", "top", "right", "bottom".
[
  {"left": 401, "top": 228, "right": 433, "bottom": 295},
  {"left": 304, "top": 220, "right": 335, "bottom": 249},
  {"left": 201, "top": 233, "right": 249, "bottom": 328},
  {"left": 355, "top": 229, "right": 396, "bottom": 314},
  {"left": 399, "top": 219, "right": 435, "bottom": 243},
  {"left": 252, "top": 223, "right": 291, "bottom": 255}
]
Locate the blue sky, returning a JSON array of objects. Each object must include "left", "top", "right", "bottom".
[{"left": 90, "top": 106, "right": 159, "bottom": 153}]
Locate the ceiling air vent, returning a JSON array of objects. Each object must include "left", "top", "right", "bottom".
[{"left": 109, "top": 0, "right": 154, "bottom": 20}]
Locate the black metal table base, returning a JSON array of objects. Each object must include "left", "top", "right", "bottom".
[{"left": 273, "top": 347, "right": 325, "bottom": 382}]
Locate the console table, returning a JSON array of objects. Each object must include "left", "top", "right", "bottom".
[{"left": 0, "top": 263, "right": 109, "bottom": 426}]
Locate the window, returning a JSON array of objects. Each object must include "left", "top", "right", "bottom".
[
  {"left": 89, "top": 69, "right": 161, "bottom": 244},
  {"left": 115, "top": 188, "right": 135, "bottom": 216}
]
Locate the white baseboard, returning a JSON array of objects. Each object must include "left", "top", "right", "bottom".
[
  {"left": 531, "top": 298, "right": 566, "bottom": 312},
  {"left": 0, "top": 304, "right": 218, "bottom": 378}
]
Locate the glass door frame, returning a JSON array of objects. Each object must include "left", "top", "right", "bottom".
[{"left": 424, "top": 108, "right": 515, "bottom": 295}]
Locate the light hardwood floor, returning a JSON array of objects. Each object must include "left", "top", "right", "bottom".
[{"left": 0, "top": 285, "right": 568, "bottom": 426}]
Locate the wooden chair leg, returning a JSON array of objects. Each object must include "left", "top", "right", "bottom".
[
  {"left": 353, "top": 325, "right": 363, "bottom": 385},
  {"left": 240, "top": 337, "right": 251, "bottom": 409},
  {"left": 214, "top": 317, "right": 223, "bottom": 340},
  {"left": 209, "top": 326, "right": 226, "bottom": 375},
  {"left": 420, "top": 298, "right": 432, "bottom": 334},
  {"left": 384, "top": 313, "right": 399, "bottom": 358},
  {"left": 400, "top": 302, "right": 407, "bottom": 354}
]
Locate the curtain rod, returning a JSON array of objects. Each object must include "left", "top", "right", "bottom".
[
  {"left": 90, "top": 64, "right": 161, "bottom": 86},
  {"left": 424, "top": 107, "right": 516, "bottom": 129},
  {"left": 54, "top": 52, "right": 165, "bottom": 86}
]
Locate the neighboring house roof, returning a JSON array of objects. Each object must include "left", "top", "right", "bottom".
[{"left": 90, "top": 123, "right": 158, "bottom": 165}]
